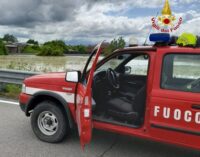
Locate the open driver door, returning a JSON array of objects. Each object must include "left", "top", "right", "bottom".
[{"left": 75, "top": 42, "right": 104, "bottom": 149}]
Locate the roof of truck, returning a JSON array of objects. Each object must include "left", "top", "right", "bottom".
[{"left": 116, "top": 45, "right": 200, "bottom": 53}]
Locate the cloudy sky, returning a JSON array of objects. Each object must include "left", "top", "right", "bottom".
[{"left": 0, "top": 0, "right": 199, "bottom": 45}]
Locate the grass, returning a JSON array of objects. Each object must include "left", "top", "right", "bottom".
[
  {"left": 0, "top": 55, "right": 89, "bottom": 72},
  {"left": 0, "top": 84, "right": 21, "bottom": 100}
]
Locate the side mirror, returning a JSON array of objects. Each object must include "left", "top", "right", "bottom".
[
  {"left": 125, "top": 66, "right": 131, "bottom": 74},
  {"left": 65, "top": 71, "right": 81, "bottom": 83}
]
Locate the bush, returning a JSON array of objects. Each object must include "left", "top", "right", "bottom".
[
  {"left": 0, "top": 84, "right": 21, "bottom": 99},
  {"left": 0, "top": 39, "right": 7, "bottom": 55},
  {"left": 26, "top": 39, "right": 38, "bottom": 45},
  {"left": 73, "top": 45, "right": 87, "bottom": 54},
  {"left": 38, "top": 40, "right": 68, "bottom": 56},
  {"left": 38, "top": 45, "right": 64, "bottom": 56},
  {"left": 104, "top": 37, "right": 126, "bottom": 56},
  {"left": 22, "top": 45, "right": 41, "bottom": 54}
]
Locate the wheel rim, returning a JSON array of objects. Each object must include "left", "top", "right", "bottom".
[{"left": 37, "top": 111, "right": 58, "bottom": 136}]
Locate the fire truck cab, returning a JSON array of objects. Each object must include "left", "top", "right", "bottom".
[{"left": 19, "top": 34, "right": 200, "bottom": 150}]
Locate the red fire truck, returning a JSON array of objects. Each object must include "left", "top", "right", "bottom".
[{"left": 19, "top": 34, "right": 200, "bottom": 150}]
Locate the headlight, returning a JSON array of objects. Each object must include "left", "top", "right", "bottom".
[{"left": 22, "top": 84, "right": 26, "bottom": 93}]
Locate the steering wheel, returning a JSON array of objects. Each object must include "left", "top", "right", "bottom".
[
  {"left": 106, "top": 68, "right": 120, "bottom": 89},
  {"left": 186, "top": 78, "right": 200, "bottom": 90}
]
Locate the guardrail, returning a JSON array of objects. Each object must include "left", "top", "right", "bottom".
[{"left": 0, "top": 69, "right": 40, "bottom": 85}]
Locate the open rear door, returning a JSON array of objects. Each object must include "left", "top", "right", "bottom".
[{"left": 76, "top": 42, "right": 104, "bottom": 149}]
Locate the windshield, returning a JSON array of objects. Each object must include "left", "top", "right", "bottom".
[{"left": 96, "top": 54, "right": 131, "bottom": 72}]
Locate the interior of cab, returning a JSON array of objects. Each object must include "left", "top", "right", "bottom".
[{"left": 91, "top": 52, "right": 150, "bottom": 127}]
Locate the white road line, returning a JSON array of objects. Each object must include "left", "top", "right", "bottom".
[{"left": 0, "top": 100, "right": 19, "bottom": 106}]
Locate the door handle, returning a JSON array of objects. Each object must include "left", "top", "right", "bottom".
[{"left": 191, "top": 104, "right": 200, "bottom": 110}]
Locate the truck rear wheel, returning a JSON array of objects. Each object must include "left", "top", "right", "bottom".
[{"left": 31, "top": 101, "right": 70, "bottom": 143}]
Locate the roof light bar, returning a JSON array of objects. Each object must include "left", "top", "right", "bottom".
[{"left": 149, "top": 33, "right": 170, "bottom": 43}]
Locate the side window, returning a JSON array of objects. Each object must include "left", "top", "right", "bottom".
[
  {"left": 125, "top": 55, "right": 149, "bottom": 76},
  {"left": 161, "top": 54, "right": 200, "bottom": 93}
]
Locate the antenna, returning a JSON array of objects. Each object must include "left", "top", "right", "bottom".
[{"left": 143, "top": 12, "right": 159, "bottom": 46}]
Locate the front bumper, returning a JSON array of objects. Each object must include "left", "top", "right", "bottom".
[
  {"left": 19, "top": 103, "right": 26, "bottom": 112},
  {"left": 19, "top": 93, "right": 31, "bottom": 112}
]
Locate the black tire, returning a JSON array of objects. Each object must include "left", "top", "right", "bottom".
[{"left": 31, "top": 101, "right": 70, "bottom": 143}]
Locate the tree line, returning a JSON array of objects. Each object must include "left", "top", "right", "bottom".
[{"left": 0, "top": 34, "right": 126, "bottom": 56}]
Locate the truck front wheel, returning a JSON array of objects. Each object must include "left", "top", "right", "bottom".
[{"left": 31, "top": 101, "right": 70, "bottom": 143}]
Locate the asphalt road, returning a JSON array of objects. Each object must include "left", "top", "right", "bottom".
[{"left": 0, "top": 100, "right": 200, "bottom": 157}]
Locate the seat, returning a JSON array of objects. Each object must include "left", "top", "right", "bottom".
[
  {"left": 118, "top": 92, "right": 136, "bottom": 101},
  {"left": 107, "top": 86, "right": 146, "bottom": 123}
]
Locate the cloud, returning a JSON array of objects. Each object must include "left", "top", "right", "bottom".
[
  {"left": 1, "top": 0, "right": 198, "bottom": 27},
  {"left": 0, "top": 0, "right": 199, "bottom": 44},
  {"left": 175, "top": 11, "right": 200, "bottom": 36},
  {"left": 0, "top": 0, "right": 82, "bottom": 27}
]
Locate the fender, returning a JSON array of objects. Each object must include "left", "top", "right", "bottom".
[{"left": 25, "top": 91, "right": 74, "bottom": 128}]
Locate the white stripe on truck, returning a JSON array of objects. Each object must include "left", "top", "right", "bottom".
[{"left": 25, "top": 87, "right": 75, "bottom": 104}]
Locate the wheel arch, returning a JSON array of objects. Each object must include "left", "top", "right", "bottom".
[{"left": 25, "top": 91, "right": 74, "bottom": 129}]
